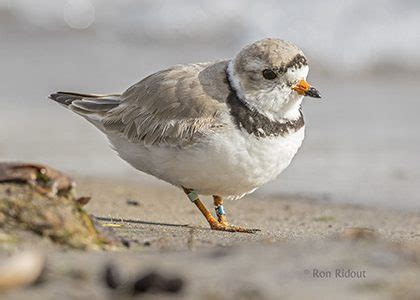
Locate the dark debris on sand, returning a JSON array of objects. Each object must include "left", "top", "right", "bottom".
[{"left": 0, "top": 162, "right": 123, "bottom": 250}]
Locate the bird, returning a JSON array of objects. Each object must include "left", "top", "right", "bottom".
[{"left": 49, "top": 38, "right": 321, "bottom": 233}]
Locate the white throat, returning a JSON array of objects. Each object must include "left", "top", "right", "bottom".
[{"left": 227, "top": 60, "right": 304, "bottom": 122}]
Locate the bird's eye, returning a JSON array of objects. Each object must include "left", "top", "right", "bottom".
[{"left": 262, "top": 69, "right": 277, "bottom": 80}]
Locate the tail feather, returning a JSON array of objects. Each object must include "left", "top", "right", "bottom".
[{"left": 49, "top": 92, "right": 121, "bottom": 115}]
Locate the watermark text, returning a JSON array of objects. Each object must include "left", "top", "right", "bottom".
[{"left": 304, "top": 268, "right": 367, "bottom": 279}]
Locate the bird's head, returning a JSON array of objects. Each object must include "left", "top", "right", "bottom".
[{"left": 227, "top": 38, "right": 321, "bottom": 122}]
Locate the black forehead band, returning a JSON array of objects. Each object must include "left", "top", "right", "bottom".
[{"left": 271, "top": 54, "right": 307, "bottom": 73}]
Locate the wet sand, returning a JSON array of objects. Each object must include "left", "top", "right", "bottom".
[
  {"left": 78, "top": 178, "right": 420, "bottom": 247},
  {"left": 2, "top": 177, "right": 420, "bottom": 299}
]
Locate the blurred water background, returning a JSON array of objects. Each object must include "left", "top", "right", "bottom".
[{"left": 1, "top": 0, "right": 419, "bottom": 210}]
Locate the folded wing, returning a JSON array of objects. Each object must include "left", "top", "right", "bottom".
[{"left": 102, "top": 62, "right": 229, "bottom": 146}]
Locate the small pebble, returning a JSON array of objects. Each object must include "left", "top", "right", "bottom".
[
  {"left": 0, "top": 252, "right": 45, "bottom": 292},
  {"left": 341, "top": 227, "right": 376, "bottom": 240},
  {"left": 121, "top": 238, "right": 131, "bottom": 248},
  {"left": 162, "top": 277, "right": 184, "bottom": 293},
  {"left": 133, "top": 272, "right": 162, "bottom": 294},
  {"left": 132, "top": 271, "right": 184, "bottom": 295},
  {"left": 76, "top": 197, "right": 91, "bottom": 206},
  {"left": 126, "top": 199, "right": 140, "bottom": 206},
  {"left": 103, "top": 264, "right": 120, "bottom": 290}
]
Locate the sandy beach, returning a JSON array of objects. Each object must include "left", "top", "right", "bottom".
[{"left": 1, "top": 177, "right": 420, "bottom": 299}]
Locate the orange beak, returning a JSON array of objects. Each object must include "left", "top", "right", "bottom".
[{"left": 292, "top": 79, "right": 321, "bottom": 98}]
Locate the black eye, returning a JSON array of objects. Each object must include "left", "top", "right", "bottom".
[{"left": 262, "top": 69, "right": 277, "bottom": 80}]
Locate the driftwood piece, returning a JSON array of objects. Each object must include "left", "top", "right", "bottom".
[
  {"left": 0, "top": 162, "right": 118, "bottom": 249},
  {"left": 0, "top": 162, "right": 75, "bottom": 197}
]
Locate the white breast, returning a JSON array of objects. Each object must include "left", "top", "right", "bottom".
[{"left": 108, "top": 126, "right": 305, "bottom": 199}]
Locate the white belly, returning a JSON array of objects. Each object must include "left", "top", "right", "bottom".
[{"left": 108, "top": 127, "right": 305, "bottom": 199}]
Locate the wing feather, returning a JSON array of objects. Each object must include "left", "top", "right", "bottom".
[{"left": 102, "top": 61, "right": 231, "bottom": 146}]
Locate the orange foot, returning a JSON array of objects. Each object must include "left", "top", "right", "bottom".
[{"left": 209, "top": 220, "right": 260, "bottom": 233}]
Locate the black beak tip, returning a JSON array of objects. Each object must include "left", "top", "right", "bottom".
[{"left": 306, "top": 87, "right": 321, "bottom": 99}]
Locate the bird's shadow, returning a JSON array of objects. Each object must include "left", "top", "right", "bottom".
[
  {"left": 94, "top": 216, "right": 190, "bottom": 228},
  {"left": 94, "top": 216, "right": 260, "bottom": 233}
]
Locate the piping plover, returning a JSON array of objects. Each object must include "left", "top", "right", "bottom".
[{"left": 50, "top": 38, "right": 321, "bottom": 233}]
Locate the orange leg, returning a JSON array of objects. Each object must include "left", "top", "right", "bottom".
[
  {"left": 213, "top": 195, "right": 228, "bottom": 226},
  {"left": 183, "top": 188, "right": 260, "bottom": 233}
]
